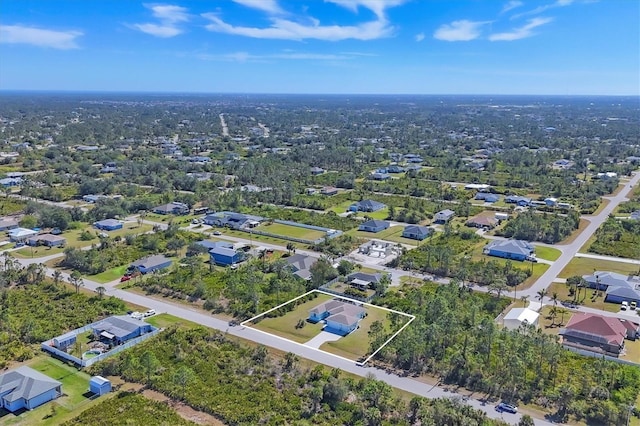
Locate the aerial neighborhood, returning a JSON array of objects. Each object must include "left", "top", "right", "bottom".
[{"left": 0, "top": 93, "right": 639, "bottom": 426}]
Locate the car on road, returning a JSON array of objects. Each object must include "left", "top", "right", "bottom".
[
  {"left": 213, "top": 230, "right": 222, "bottom": 235},
  {"left": 496, "top": 402, "right": 518, "bottom": 414},
  {"left": 228, "top": 320, "right": 239, "bottom": 327},
  {"left": 120, "top": 275, "right": 131, "bottom": 282}
]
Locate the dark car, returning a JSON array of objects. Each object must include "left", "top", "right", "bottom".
[{"left": 496, "top": 402, "right": 518, "bottom": 414}]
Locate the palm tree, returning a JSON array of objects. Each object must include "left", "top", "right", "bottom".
[
  {"left": 551, "top": 292, "right": 559, "bottom": 306},
  {"left": 52, "top": 270, "right": 63, "bottom": 287},
  {"left": 70, "top": 271, "right": 84, "bottom": 294},
  {"left": 96, "top": 286, "right": 106, "bottom": 299},
  {"left": 536, "top": 287, "right": 548, "bottom": 310}
]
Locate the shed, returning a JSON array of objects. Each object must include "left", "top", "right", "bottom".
[
  {"left": 53, "top": 331, "right": 77, "bottom": 350},
  {"left": 503, "top": 308, "right": 539, "bottom": 331},
  {"left": 89, "top": 376, "right": 111, "bottom": 396}
]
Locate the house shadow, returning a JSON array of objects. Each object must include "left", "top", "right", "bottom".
[{"left": 0, "top": 406, "right": 27, "bottom": 418}]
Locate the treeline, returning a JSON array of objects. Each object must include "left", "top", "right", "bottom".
[
  {"left": 497, "top": 210, "right": 580, "bottom": 244},
  {"left": 90, "top": 326, "right": 511, "bottom": 426},
  {"left": 0, "top": 273, "right": 125, "bottom": 368},
  {"left": 374, "top": 284, "right": 640, "bottom": 425},
  {"left": 589, "top": 216, "right": 640, "bottom": 259},
  {"left": 390, "top": 232, "right": 532, "bottom": 287}
]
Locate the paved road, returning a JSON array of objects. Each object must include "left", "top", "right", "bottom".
[
  {"left": 520, "top": 171, "right": 640, "bottom": 301},
  {"left": 574, "top": 252, "right": 640, "bottom": 265},
  {"left": 18, "top": 260, "right": 545, "bottom": 425}
]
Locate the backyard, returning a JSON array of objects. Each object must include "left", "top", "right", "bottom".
[
  {"left": 251, "top": 293, "right": 333, "bottom": 343},
  {"left": 256, "top": 222, "right": 326, "bottom": 241}
]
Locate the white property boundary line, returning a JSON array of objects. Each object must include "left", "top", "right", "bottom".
[{"left": 241, "top": 289, "right": 416, "bottom": 366}]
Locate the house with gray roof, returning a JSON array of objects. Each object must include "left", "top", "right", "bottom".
[
  {"left": 358, "top": 219, "right": 389, "bottom": 233},
  {"left": 308, "top": 299, "right": 366, "bottom": 336},
  {"left": 434, "top": 209, "right": 455, "bottom": 224},
  {"left": 349, "top": 199, "right": 386, "bottom": 213},
  {"left": 129, "top": 254, "right": 172, "bottom": 274},
  {"left": 92, "top": 315, "right": 153, "bottom": 345},
  {"left": 153, "top": 201, "right": 190, "bottom": 215},
  {"left": 583, "top": 271, "right": 640, "bottom": 304},
  {"left": 630, "top": 210, "right": 640, "bottom": 221},
  {"left": 284, "top": 253, "right": 318, "bottom": 281},
  {"left": 402, "top": 225, "right": 433, "bottom": 240},
  {"left": 0, "top": 217, "right": 19, "bottom": 231},
  {"left": 483, "top": 240, "right": 535, "bottom": 261},
  {"left": 0, "top": 366, "right": 62, "bottom": 412}
]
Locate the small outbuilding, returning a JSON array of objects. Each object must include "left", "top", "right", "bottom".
[
  {"left": 89, "top": 376, "right": 111, "bottom": 396},
  {"left": 502, "top": 308, "right": 540, "bottom": 331}
]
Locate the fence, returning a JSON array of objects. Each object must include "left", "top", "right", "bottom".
[
  {"left": 41, "top": 323, "right": 161, "bottom": 368},
  {"left": 563, "top": 345, "right": 640, "bottom": 366}
]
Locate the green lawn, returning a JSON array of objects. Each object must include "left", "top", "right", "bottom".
[
  {"left": 348, "top": 225, "right": 420, "bottom": 246},
  {"left": 327, "top": 200, "right": 355, "bottom": 214},
  {"left": 256, "top": 222, "right": 326, "bottom": 241},
  {"left": 547, "top": 282, "right": 621, "bottom": 313},
  {"left": 321, "top": 305, "right": 404, "bottom": 360},
  {"left": 0, "top": 357, "right": 97, "bottom": 426},
  {"left": 558, "top": 257, "right": 640, "bottom": 279},
  {"left": 144, "top": 313, "right": 200, "bottom": 329},
  {"left": 12, "top": 222, "right": 153, "bottom": 259},
  {"left": 87, "top": 265, "right": 128, "bottom": 283},
  {"left": 252, "top": 293, "right": 333, "bottom": 343},
  {"left": 534, "top": 246, "right": 562, "bottom": 261},
  {"left": 220, "top": 228, "right": 294, "bottom": 247}
]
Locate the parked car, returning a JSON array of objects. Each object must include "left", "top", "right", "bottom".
[
  {"left": 144, "top": 309, "right": 156, "bottom": 317},
  {"left": 496, "top": 403, "right": 518, "bottom": 414},
  {"left": 130, "top": 311, "right": 143, "bottom": 320},
  {"left": 621, "top": 301, "right": 629, "bottom": 310},
  {"left": 120, "top": 275, "right": 131, "bottom": 282},
  {"left": 631, "top": 301, "right": 637, "bottom": 310},
  {"left": 213, "top": 231, "right": 222, "bottom": 236}
]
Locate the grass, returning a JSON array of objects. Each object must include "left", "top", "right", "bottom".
[
  {"left": 86, "top": 265, "right": 128, "bottom": 284},
  {"left": 0, "top": 356, "right": 99, "bottom": 426},
  {"left": 536, "top": 305, "right": 571, "bottom": 335},
  {"left": 256, "top": 222, "right": 326, "bottom": 241},
  {"left": 12, "top": 222, "right": 153, "bottom": 259},
  {"left": 547, "top": 282, "right": 621, "bottom": 313},
  {"left": 622, "top": 338, "right": 640, "bottom": 364},
  {"left": 558, "top": 257, "right": 640, "bottom": 279},
  {"left": 220, "top": 228, "right": 294, "bottom": 247},
  {"left": 251, "top": 293, "right": 334, "bottom": 343},
  {"left": 348, "top": 225, "right": 420, "bottom": 246},
  {"left": 327, "top": 200, "right": 355, "bottom": 214},
  {"left": 321, "top": 304, "right": 402, "bottom": 360},
  {"left": 534, "top": 246, "right": 562, "bottom": 261},
  {"left": 144, "top": 313, "right": 200, "bottom": 329}
]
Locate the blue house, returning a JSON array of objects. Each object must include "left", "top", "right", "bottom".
[
  {"left": 0, "top": 217, "right": 19, "bottom": 231},
  {"left": 402, "top": 225, "right": 433, "bottom": 240},
  {"left": 89, "top": 376, "right": 111, "bottom": 396},
  {"left": 505, "top": 195, "right": 532, "bottom": 206},
  {"left": 94, "top": 219, "right": 123, "bottom": 231},
  {"left": 359, "top": 219, "right": 389, "bottom": 233},
  {"left": 387, "top": 165, "right": 405, "bottom": 173},
  {"left": 129, "top": 255, "right": 172, "bottom": 274},
  {"left": 308, "top": 299, "right": 366, "bottom": 336},
  {"left": 209, "top": 246, "right": 244, "bottom": 266},
  {"left": 483, "top": 240, "right": 535, "bottom": 261},
  {"left": 583, "top": 271, "right": 640, "bottom": 305},
  {"left": 0, "top": 177, "right": 22, "bottom": 187},
  {"left": 92, "top": 315, "right": 154, "bottom": 345},
  {"left": 349, "top": 199, "right": 386, "bottom": 213},
  {"left": 0, "top": 366, "right": 62, "bottom": 412},
  {"left": 475, "top": 193, "right": 500, "bottom": 203}
]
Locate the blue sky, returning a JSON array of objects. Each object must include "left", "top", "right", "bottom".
[{"left": 0, "top": 0, "right": 638, "bottom": 95}]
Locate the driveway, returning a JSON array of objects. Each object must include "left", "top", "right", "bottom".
[{"left": 304, "top": 330, "right": 342, "bottom": 349}]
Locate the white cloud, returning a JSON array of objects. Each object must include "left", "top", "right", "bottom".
[
  {"left": 233, "top": 0, "right": 284, "bottom": 15},
  {"left": 133, "top": 4, "right": 189, "bottom": 37},
  {"left": 433, "top": 20, "right": 488, "bottom": 42},
  {"left": 198, "top": 51, "right": 353, "bottom": 62},
  {"left": 501, "top": 1, "right": 523, "bottom": 13},
  {"left": 489, "top": 17, "right": 553, "bottom": 41},
  {"left": 0, "top": 25, "right": 82, "bottom": 49},
  {"left": 325, "top": 0, "right": 408, "bottom": 19},
  {"left": 511, "top": 0, "right": 574, "bottom": 19},
  {"left": 415, "top": 32, "right": 425, "bottom": 42},
  {"left": 202, "top": 14, "right": 393, "bottom": 41}
]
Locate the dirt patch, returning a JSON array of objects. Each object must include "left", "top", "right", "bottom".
[{"left": 141, "top": 389, "right": 225, "bottom": 426}]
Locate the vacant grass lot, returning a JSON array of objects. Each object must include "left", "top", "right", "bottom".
[
  {"left": 252, "top": 293, "right": 333, "bottom": 343},
  {"left": 0, "top": 357, "right": 97, "bottom": 426},
  {"left": 12, "top": 222, "right": 152, "bottom": 259},
  {"left": 558, "top": 257, "right": 640, "bottom": 278},
  {"left": 144, "top": 313, "right": 200, "bottom": 329},
  {"left": 88, "top": 265, "right": 128, "bottom": 283},
  {"left": 534, "top": 246, "right": 562, "bottom": 261},
  {"left": 256, "top": 222, "right": 326, "bottom": 241},
  {"left": 218, "top": 228, "right": 293, "bottom": 247}
]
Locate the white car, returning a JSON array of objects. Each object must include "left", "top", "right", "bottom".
[
  {"left": 621, "top": 301, "right": 629, "bottom": 310},
  {"left": 130, "top": 311, "right": 143, "bottom": 320},
  {"left": 144, "top": 309, "right": 156, "bottom": 317}
]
